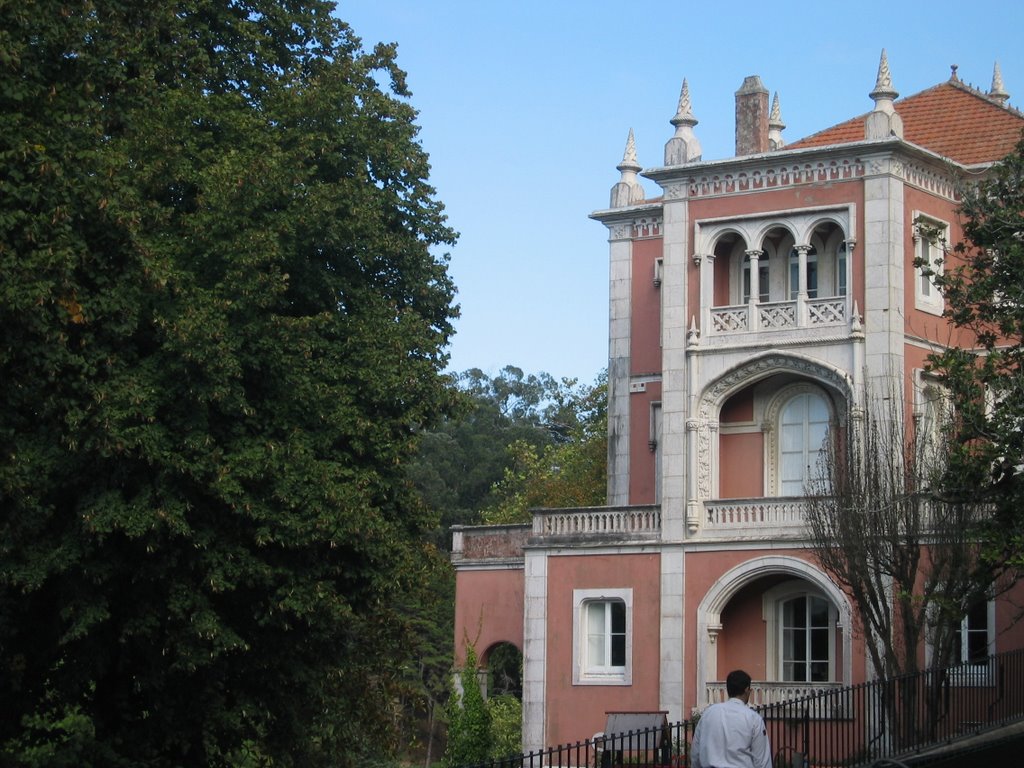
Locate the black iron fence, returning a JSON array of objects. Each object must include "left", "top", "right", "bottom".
[{"left": 466, "top": 648, "right": 1024, "bottom": 768}]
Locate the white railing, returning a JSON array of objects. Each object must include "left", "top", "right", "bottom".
[
  {"left": 532, "top": 505, "right": 661, "bottom": 538},
  {"left": 708, "top": 295, "right": 847, "bottom": 335},
  {"left": 807, "top": 296, "right": 846, "bottom": 325},
  {"left": 758, "top": 301, "right": 796, "bottom": 329},
  {"left": 704, "top": 681, "right": 848, "bottom": 718},
  {"left": 705, "top": 680, "right": 844, "bottom": 706},
  {"left": 711, "top": 305, "right": 748, "bottom": 332},
  {"left": 704, "top": 497, "right": 807, "bottom": 528}
]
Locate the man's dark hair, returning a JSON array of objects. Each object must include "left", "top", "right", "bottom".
[{"left": 726, "top": 669, "right": 752, "bottom": 697}]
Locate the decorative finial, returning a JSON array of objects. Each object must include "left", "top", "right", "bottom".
[
  {"left": 611, "top": 129, "right": 644, "bottom": 207},
  {"left": 664, "top": 79, "right": 702, "bottom": 165},
  {"left": 990, "top": 62, "right": 1010, "bottom": 106},
  {"left": 619, "top": 128, "right": 640, "bottom": 172},
  {"left": 866, "top": 49, "right": 903, "bottom": 139},
  {"left": 870, "top": 49, "right": 898, "bottom": 102},
  {"left": 768, "top": 92, "right": 786, "bottom": 150},
  {"left": 950, "top": 64, "right": 959, "bottom": 82},
  {"left": 671, "top": 79, "right": 698, "bottom": 128}
]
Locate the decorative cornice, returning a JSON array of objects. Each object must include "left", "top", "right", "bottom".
[
  {"left": 633, "top": 216, "right": 663, "bottom": 238},
  {"left": 900, "top": 158, "right": 959, "bottom": 200},
  {"left": 682, "top": 158, "right": 865, "bottom": 199}
]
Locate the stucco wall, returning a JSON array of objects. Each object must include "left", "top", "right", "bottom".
[
  {"left": 454, "top": 568, "right": 525, "bottom": 666},
  {"left": 543, "top": 551, "right": 662, "bottom": 746}
]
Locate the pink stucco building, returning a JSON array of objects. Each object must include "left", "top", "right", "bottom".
[{"left": 451, "top": 52, "right": 1024, "bottom": 754}]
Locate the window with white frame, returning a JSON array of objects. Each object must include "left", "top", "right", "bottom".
[
  {"left": 945, "top": 598, "right": 995, "bottom": 687},
  {"left": 778, "top": 391, "right": 831, "bottom": 496},
  {"left": 781, "top": 594, "right": 832, "bottom": 682},
  {"left": 955, "top": 599, "right": 994, "bottom": 665},
  {"left": 572, "top": 588, "right": 632, "bottom": 685},
  {"left": 764, "top": 581, "right": 837, "bottom": 683},
  {"left": 914, "top": 215, "right": 947, "bottom": 315}
]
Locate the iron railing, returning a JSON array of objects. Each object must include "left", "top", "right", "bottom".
[{"left": 464, "top": 648, "right": 1024, "bottom": 768}]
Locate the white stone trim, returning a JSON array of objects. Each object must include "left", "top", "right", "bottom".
[
  {"left": 521, "top": 550, "right": 548, "bottom": 754},
  {"left": 695, "top": 556, "right": 853, "bottom": 701},
  {"left": 762, "top": 383, "right": 838, "bottom": 495},
  {"left": 572, "top": 588, "right": 634, "bottom": 686},
  {"left": 911, "top": 211, "right": 947, "bottom": 316}
]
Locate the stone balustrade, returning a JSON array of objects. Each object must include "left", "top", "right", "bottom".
[{"left": 531, "top": 505, "right": 661, "bottom": 540}]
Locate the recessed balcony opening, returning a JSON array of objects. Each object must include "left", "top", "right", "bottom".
[{"left": 707, "top": 220, "right": 851, "bottom": 335}]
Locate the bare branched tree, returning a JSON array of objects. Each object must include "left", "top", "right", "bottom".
[{"left": 805, "top": 378, "right": 996, "bottom": 683}]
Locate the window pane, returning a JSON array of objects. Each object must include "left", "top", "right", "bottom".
[
  {"left": 611, "top": 601, "right": 626, "bottom": 633},
  {"left": 838, "top": 246, "right": 847, "bottom": 296},
  {"left": 610, "top": 602, "right": 626, "bottom": 667},
  {"left": 587, "top": 603, "right": 606, "bottom": 666}
]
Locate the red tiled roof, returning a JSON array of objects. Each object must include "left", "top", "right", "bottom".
[{"left": 788, "top": 79, "right": 1024, "bottom": 166}]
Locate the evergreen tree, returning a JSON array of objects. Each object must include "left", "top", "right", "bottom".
[{"left": 0, "top": 2, "right": 457, "bottom": 765}]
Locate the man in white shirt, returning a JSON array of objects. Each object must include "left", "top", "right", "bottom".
[{"left": 690, "top": 669, "right": 772, "bottom": 768}]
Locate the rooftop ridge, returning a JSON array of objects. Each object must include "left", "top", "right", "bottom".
[{"left": 946, "top": 76, "right": 1024, "bottom": 118}]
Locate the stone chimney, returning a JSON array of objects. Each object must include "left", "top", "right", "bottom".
[{"left": 735, "top": 76, "right": 770, "bottom": 156}]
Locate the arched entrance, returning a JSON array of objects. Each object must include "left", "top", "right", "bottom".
[{"left": 694, "top": 556, "right": 852, "bottom": 707}]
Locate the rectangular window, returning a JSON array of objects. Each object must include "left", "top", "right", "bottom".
[
  {"left": 587, "top": 601, "right": 626, "bottom": 669},
  {"left": 573, "top": 588, "right": 633, "bottom": 685},
  {"left": 780, "top": 595, "right": 833, "bottom": 683},
  {"left": 914, "top": 215, "right": 947, "bottom": 315},
  {"left": 948, "top": 599, "right": 995, "bottom": 687},
  {"left": 955, "top": 600, "right": 992, "bottom": 665}
]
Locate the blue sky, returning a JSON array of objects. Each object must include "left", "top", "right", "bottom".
[{"left": 340, "top": 1, "right": 1024, "bottom": 385}]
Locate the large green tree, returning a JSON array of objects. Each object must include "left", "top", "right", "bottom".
[
  {"left": 0, "top": 2, "right": 457, "bottom": 765},
  {"left": 919, "top": 136, "right": 1024, "bottom": 571}
]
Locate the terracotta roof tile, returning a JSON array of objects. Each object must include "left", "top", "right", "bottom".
[{"left": 788, "top": 80, "right": 1024, "bottom": 165}]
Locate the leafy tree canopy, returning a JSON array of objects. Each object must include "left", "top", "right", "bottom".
[
  {"left": 407, "top": 367, "right": 607, "bottom": 541},
  {"left": 921, "top": 136, "right": 1024, "bottom": 571},
  {"left": 0, "top": 2, "right": 458, "bottom": 765},
  {"left": 481, "top": 371, "right": 607, "bottom": 524}
]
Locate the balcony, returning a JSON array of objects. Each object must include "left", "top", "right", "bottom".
[
  {"left": 709, "top": 296, "right": 849, "bottom": 336},
  {"left": 701, "top": 497, "right": 810, "bottom": 541},
  {"left": 531, "top": 505, "right": 661, "bottom": 543},
  {"left": 704, "top": 680, "right": 848, "bottom": 719}
]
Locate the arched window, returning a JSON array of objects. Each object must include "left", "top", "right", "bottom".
[{"left": 778, "top": 391, "right": 830, "bottom": 496}]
